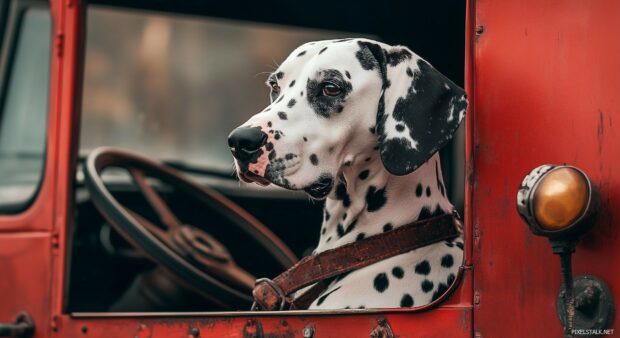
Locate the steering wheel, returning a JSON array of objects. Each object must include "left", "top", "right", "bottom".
[{"left": 83, "top": 147, "right": 297, "bottom": 309}]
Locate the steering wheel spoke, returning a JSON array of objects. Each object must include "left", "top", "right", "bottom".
[{"left": 129, "top": 168, "right": 183, "bottom": 231}]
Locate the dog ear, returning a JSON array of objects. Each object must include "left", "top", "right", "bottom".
[{"left": 368, "top": 43, "right": 468, "bottom": 176}]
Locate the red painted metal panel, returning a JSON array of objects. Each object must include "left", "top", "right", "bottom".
[
  {"left": 50, "top": 273, "right": 472, "bottom": 337},
  {"left": 472, "top": 0, "right": 620, "bottom": 336},
  {"left": 0, "top": 0, "right": 84, "bottom": 335},
  {"left": 0, "top": 234, "right": 52, "bottom": 338},
  {"left": 58, "top": 308, "right": 471, "bottom": 338}
]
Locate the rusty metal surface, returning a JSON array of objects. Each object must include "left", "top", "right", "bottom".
[{"left": 472, "top": 0, "right": 620, "bottom": 336}]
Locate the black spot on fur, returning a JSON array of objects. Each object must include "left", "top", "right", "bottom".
[
  {"left": 287, "top": 99, "right": 296, "bottom": 108},
  {"left": 436, "top": 161, "right": 446, "bottom": 196},
  {"left": 396, "top": 124, "right": 405, "bottom": 132},
  {"left": 303, "top": 136, "right": 308, "bottom": 142},
  {"left": 306, "top": 69, "right": 353, "bottom": 118},
  {"left": 265, "top": 142, "right": 273, "bottom": 151},
  {"left": 386, "top": 47, "right": 412, "bottom": 66},
  {"left": 277, "top": 111, "right": 288, "bottom": 120},
  {"left": 274, "top": 133, "right": 281, "bottom": 140},
  {"left": 447, "top": 273, "right": 456, "bottom": 285},
  {"left": 324, "top": 209, "right": 330, "bottom": 221},
  {"left": 366, "top": 186, "right": 387, "bottom": 212},
  {"left": 319, "top": 46, "right": 328, "bottom": 54},
  {"left": 441, "top": 254, "right": 454, "bottom": 268},
  {"left": 276, "top": 95, "right": 285, "bottom": 104},
  {"left": 268, "top": 150, "right": 276, "bottom": 160},
  {"left": 369, "top": 126, "right": 376, "bottom": 134},
  {"left": 415, "top": 183, "right": 423, "bottom": 197},
  {"left": 316, "top": 286, "right": 341, "bottom": 306},
  {"left": 276, "top": 71, "right": 284, "bottom": 79},
  {"left": 355, "top": 40, "right": 384, "bottom": 71},
  {"left": 297, "top": 50, "right": 306, "bottom": 57},
  {"left": 285, "top": 153, "right": 295, "bottom": 160},
  {"left": 289, "top": 80, "right": 296, "bottom": 87},
  {"left": 421, "top": 279, "right": 434, "bottom": 293},
  {"left": 358, "top": 170, "right": 370, "bottom": 180},
  {"left": 337, "top": 219, "right": 357, "bottom": 238},
  {"left": 356, "top": 233, "right": 365, "bottom": 241},
  {"left": 345, "top": 70, "right": 351, "bottom": 79},
  {"left": 406, "top": 67, "right": 414, "bottom": 77},
  {"left": 419, "top": 206, "right": 446, "bottom": 220},
  {"left": 415, "top": 260, "right": 431, "bottom": 275},
  {"left": 426, "top": 186, "right": 431, "bottom": 197},
  {"left": 392, "top": 266, "right": 404, "bottom": 279},
  {"left": 326, "top": 236, "right": 332, "bottom": 243},
  {"left": 456, "top": 242, "right": 464, "bottom": 250},
  {"left": 335, "top": 180, "right": 351, "bottom": 208},
  {"left": 267, "top": 121, "right": 272, "bottom": 127},
  {"left": 336, "top": 105, "right": 344, "bottom": 113},
  {"left": 400, "top": 294, "right": 414, "bottom": 307},
  {"left": 432, "top": 283, "right": 449, "bottom": 301},
  {"left": 365, "top": 157, "right": 372, "bottom": 162},
  {"left": 310, "top": 154, "right": 319, "bottom": 166},
  {"left": 419, "top": 207, "right": 432, "bottom": 220},
  {"left": 300, "top": 91, "right": 303, "bottom": 96},
  {"left": 373, "top": 273, "right": 389, "bottom": 293},
  {"left": 383, "top": 223, "right": 393, "bottom": 232},
  {"left": 342, "top": 213, "right": 347, "bottom": 220}
]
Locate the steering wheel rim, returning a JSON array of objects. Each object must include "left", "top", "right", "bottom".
[{"left": 84, "top": 147, "right": 298, "bottom": 309}]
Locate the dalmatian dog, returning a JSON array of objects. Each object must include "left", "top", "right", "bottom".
[{"left": 228, "top": 38, "right": 467, "bottom": 309}]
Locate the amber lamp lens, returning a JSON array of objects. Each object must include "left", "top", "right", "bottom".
[{"left": 533, "top": 167, "right": 589, "bottom": 230}]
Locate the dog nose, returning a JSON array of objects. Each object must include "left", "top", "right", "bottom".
[{"left": 228, "top": 127, "right": 268, "bottom": 162}]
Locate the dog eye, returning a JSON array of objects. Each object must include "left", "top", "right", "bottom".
[
  {"left": 270, "top": 82, "right": 281, "bottom": 94},
  {"left": 322, "top": 82, "right": 341, "bottom": 96}
]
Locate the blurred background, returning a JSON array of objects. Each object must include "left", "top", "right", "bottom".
[{"left": 81, "top": 7, "right": 354, "bottom": 171}]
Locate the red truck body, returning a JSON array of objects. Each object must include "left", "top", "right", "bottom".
[{"left": 0, "top": 0, "right": 618, "bottom": 337}]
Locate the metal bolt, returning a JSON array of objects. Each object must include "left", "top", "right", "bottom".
[
  {"left": 302, "top": 324, "right": 315, "bottom": 338},
  {"left": 50, "top": 315, "right": 59, "bottom": 332},
  {"left": 81, "top": 326, "right": 88, "bottom": 334},
  {"left": 475, "top": 25, "right": 485, "bottom": 36},
  {"left": 189, "top": 327, "right": 200, "bottom": 337}
]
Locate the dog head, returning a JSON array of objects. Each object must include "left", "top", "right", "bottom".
[{"left": 228, "top": 38, "right": 467, "bottom": 199}]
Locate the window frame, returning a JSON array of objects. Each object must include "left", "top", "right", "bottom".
[
  {"left": 65, "top": 0, "right": 472, "bottom": 316},
  {"left": 0, "top": 0, "right": 51, "bottom": 214}
]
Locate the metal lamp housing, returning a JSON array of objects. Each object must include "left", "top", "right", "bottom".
[{"left": 517, "top": 165, "right": 599, "bottom": 239}]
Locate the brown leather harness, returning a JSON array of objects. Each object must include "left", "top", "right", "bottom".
[{"left": 251, "top": 212, "right": 462, "bottom": 311}]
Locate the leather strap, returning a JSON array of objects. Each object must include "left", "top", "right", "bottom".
[{"left": 252, "top": 212, "right": 461, "bottom": 310}]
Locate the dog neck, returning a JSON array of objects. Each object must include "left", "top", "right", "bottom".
[{"left": 314, "top": 152, "right": 454, "bottom": 254}]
